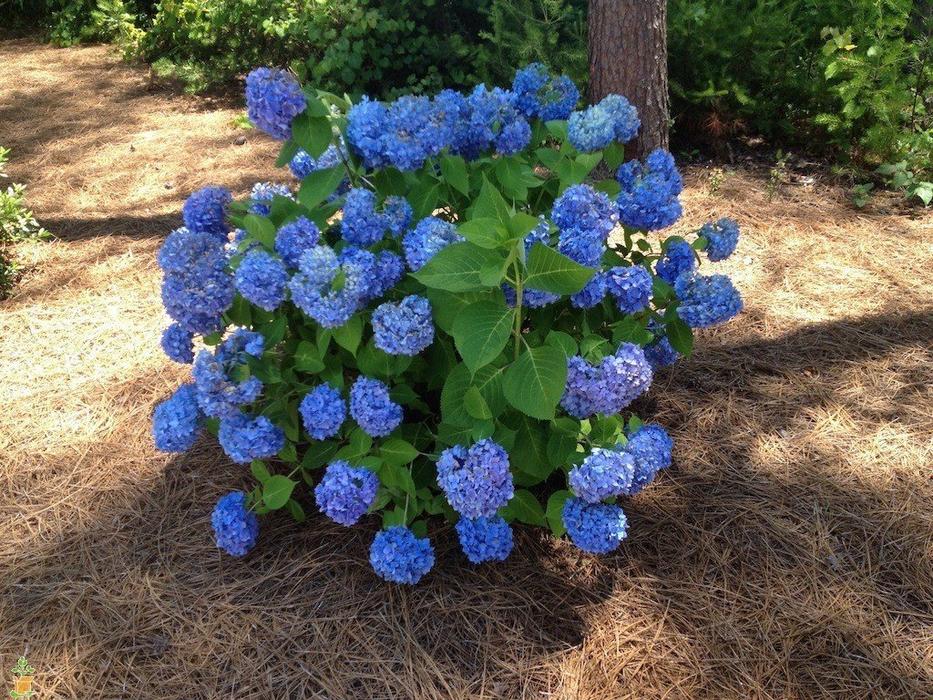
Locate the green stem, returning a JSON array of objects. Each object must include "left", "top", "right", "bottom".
[{"left": 512, "top": 259, "right": 524, "bottom": 361}]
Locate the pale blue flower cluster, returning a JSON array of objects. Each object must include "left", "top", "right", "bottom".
[
  {"left": 644, "top": 335, "right": 680, "bottom": 370},
  {"left": 191, "top": 329, "right": 264, "bottom": 418},
  {"left": 152, "top": 383, "right": 201, "bottom": 452},
  {"left": 616, "top": 149, "right": 683, "bottom": 231},
  {"left": 561, "top": 343, "right": 653, "bottom": 418},
  {"left": 369, "top": 526, "right": 435, "bottom": 584},
  {"left": 402, "top": 216, "right": 463, "bottom": 271},
  {"left": 341, "top": 188, "right": 389, "bottom": 246},
  {"left": 161, "top": 322, "right": 194, "bottom": 364},
  {"left": 372, "top": 295, "right": 435, "bottom": 356},
  {"left": 622, "top": 424, "right": 673, "bottom": 495},
  {"left": 274, "top": 216, "right": 320, "bottom": 269},
  {"left": 562, "top": 496, "right": 628, "bottom": 554},
  {"left": 245, "top": 67, "right": 307, "bottom": 140},
  {"left": 288, "top": 244, "right": 377, "bottom": 328},
  {"left": 674, "top": 272, "right": 744, "bottom": 328},
  {"left": 455, "top": 516, "right": 514, "bottom": 564},
  {"left": 217, "top": 412, "right": 285, "bottom": 464},
  {"left": 436, "top": 439, "right": 514, "bottom": 519},
  {"left": 182, "top": 186, "right": 231, "bottom": 241},
  {"left": 288, "top": 142, "right": 345, "bottom": 179},
  {"left": 314, "top": 461, "right": 379, "bottom": 526},
  {"left": 299, "top": 384, "right": 346, "bottom": 440},
  {"left": 567, "top": 94, "right": 640, "bottom": 153},
  {"left": 605, "top": 265, "right": 652, "bottom": 313},
  {"left": 569, "top": 448, "right": 635, "bottom": 503},
  {"left": 510, "top": 63, "right": 579, "bottom": 121},
  {"left": 349, "top": 376, "right": 403, "bottom": 437},
  {"left": 249, "top": 182, "right": 292, "bottom": 216},
  {"left": 655, "top": 239, "right": 696, "bottom": 285},
  {"left": 212, "top": 491, "right": 259, "bottom": 557},
  {"left": 158, "top": 227, "right": 234, "bottom": 335},
  {"left": 700, "top": 217, "right": 740, "bottom": 261},
  {"left": 234, "top": 249, "right": 287, "bottom": 311}
]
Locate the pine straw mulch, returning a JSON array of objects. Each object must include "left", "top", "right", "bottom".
[{"left": 1, "top": 39, "right": 931, "bottom": 700}]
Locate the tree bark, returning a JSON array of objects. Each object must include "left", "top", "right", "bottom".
[{"left": 588, "top": 0, "right": 669, "bottom": 158}]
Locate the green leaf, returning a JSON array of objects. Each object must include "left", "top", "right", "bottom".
[
  {"left": 291, "top": 114, "right": 331, "bottom": 158},
  {"left": 262, "top": 475, "right": 296, "bottom": 510},
  {"left": 379, "top": 462, "right": 416, "bottom": 496},
  {"left": 464, "top": 386, "right": 493, "bottom": 420},
  {"left": 500, "top": 489, "right": 546, "bottom": 526},
  {"left": 472, "top": 364, "right": 508, "bottom": 417},
  {"left": 612, "top": 315, "right": 653, "bottom": 346},
  {"left": 425, "top": 288, "right": 501, "bottom": 334},
  {"left": 332, "top": 315, "right": 363, "bottom": 355},
  {"left": 546, "top": 490, "right": 572, "bottom": 536},
  {"left": 409, "top": 181, "right": 442, "bottom": 220},
  {"left": 440, "top": 154, "right": 470, "bottom": 196},
  {"left": 412, "top": 242, "right": 506, "bottom": 292},
  {"left": 458, "top": 218, "right": 506, "bottom": 250},
  {"left": 380, "top": 438, "right": 419, "bottom": 466},
  {"left": 383, "top": 507, "right": 406, "bottom": 528},
  {"left": 286, "top": 498, "right": 306, "bottom": 523},
  {"left": 603, "top": 142, "right": 625, "bottom": 170},
  {"left": 298, "top": 166, "right": 345, "bottom": 209},
  {"left": 503, "top": 344, "right": 568, "bottom": 420},
  {"left": 243, "top": 214, "right": 276, "bottom": 249},
  {"left": 524, "top": 243, "right": 595, "bottom": 294},
  {"left": 260, "top": 315, "right": 287, "bottom": 347},
  {"left": 250, "top": 460, "right": 271, "bottom": 483},
  {"left": 510, "top": 414, "right": 552, "bottom": 482},
  {"left": 452, "top": 299, "right": 515, "bottom": 371},
  {"left": 471, "top": 176, "right": 511, "bottom": 224},
  {"left": 665, "top": 315, "right": 694, "bottom": 356},
  {"left": 440, "top": 362, "right": 472, "bottom": 426},
  {"left": 294, "top": 340, "right": 325, "bottom": 373},
  {"left": 275, "top": 139, "right": 301, "bottom": 168},
  {"left": 301, "top": 440, "right": 339, "bottom": 470},
  {"left": 545, "top": 330, "right": 577, "bottom": 357}
]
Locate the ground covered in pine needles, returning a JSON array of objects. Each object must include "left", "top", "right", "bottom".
[{"left": 1, "top": 40, "right": 931, "bottom": 699}]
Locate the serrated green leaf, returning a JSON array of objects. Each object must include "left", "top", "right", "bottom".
[
  {"left": 332, "top": 314, "right": 363, "bottom": 355},
  {"left": 503, "top": 345, "right": 568, "bottom": 420},
  {"left": 291, "top": 114, "right": 331, "bottom": 158},
  {"left": 452, "top": 299, "right": 514, "bottom": 371},
  {"left": 412, "top": 242, "right": 507, "bottom": 292},
  {"left": 440, "top": 154, "right": 470, "bottom": 195},
  {"left": 243, "top": 214, "right": 276, "bottom": 249},
  {"left": 464, "top": 386, "right": 493, "bottom": 420},
  {"left": 524, "top": 243, "right": 595, "bottom": 294},
  {"left": 380, "top": 438, "right": 419, "bottom": 466},
  {"left": 666, "top": 315, "right": 694, "bottom": 356},
  {"left": 250, "top": 460, "right": 271, "bottom": 483},
  {"left": 471, "top": 176, "right": 511, "bottom": 223},
  {"left": 294, "top": 340, "right": 325, "bottom": 373},
  {"left": 263, "top": 475, "right": 296, "bottom": 510},
  {"left": 500, "top": 489, "right": 546, "bottom": 526},
  {"left": 297, "top": 166, "right": 345, "bottom": 209},
  {"left": 546, "top": 490, "right": 572, "bottom": 536},
  {"left": 458, "top": 217, "right": 506, "bottom": 249}
]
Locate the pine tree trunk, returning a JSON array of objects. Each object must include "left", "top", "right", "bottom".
[{"left": 588, "top": 0, "right": 669, "bottom": 158}]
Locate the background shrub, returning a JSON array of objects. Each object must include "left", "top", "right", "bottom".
[{"left": 0, "top": 147, "right": 50, "bottom": 297}]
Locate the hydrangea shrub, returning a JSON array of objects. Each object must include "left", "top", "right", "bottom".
[{"left": 152, "top": 63, "right": 743, "bottom": 583}]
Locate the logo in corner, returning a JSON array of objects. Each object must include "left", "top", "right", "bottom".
[{"left": 9, "top": 657, "right": 35, "bottom": 698}]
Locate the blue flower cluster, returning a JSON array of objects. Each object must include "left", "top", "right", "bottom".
[
  {"left": 158, "top": 227, "right": 234, "bottom": 335},
  {"left": 656, "top": 239, "right": 696, "bottom": 286},
  {"left": 161, "top": 322, "right": 194, "bottom": 364},
  {"left": 288, "top": 142, "right": 345, "bottom": 179},
  {"left": 245, "top": 67, "right": 307, "bottom": 140},
  {"left": 288, "top": 244, "right": 380, "bottom": 328},
  {"left": 299, "top": 384, "right": 346, "bottom": 440},
  {"left": 622, "top": 424, "right": 674, "bottom": 495},
  {"left": 249, "top": 182, "right": 293, "bottom": 216},
  {"left": 674, "top": 272, "right": 744, "bottom": 328},
  {"left": 561, "top": 343, "right": 653, "bottom": 418},
  {"left": 700, "top": 217, "right": 740, "bottom": 261},
  {"left": 569, "top": 448, "right": 635, "bottom": 503},
  {"left": 274, "top": 216, "right": 320, "bottom": 269},
  {"left": 436, "top": 439, "right": 514, "bottom": 519},
  {"left": 191, "top": 330, "right": 264, "bottom": 419},
  {"left": 616, "top": 149, "right": 683, "bottom": 231},
  {"left": 211, "top": 491, "right": 259, "bottom": 557},
  {"left": 235, "top": 249, "right": 287, "bottom": 312},
  {"left": 567, "top": 94, "right": 640, "bottom": 153},
  {"left": 402, "top": 216, "right": 463, "bottom": 271},
  {"left": 605, "top": 265, "right": 652, "bottom": 313},
  {"left": 182, "top": 186, "right": 231, "bottom": 241},
  {"left": 455, "top": 516, "right": 514, "bottom": 564},
  {"left": 349, "top": 377, "right": 402, "bottom": 438},
  {"left": 511, "top": 63, "right": 579, "bottom": 121},
  {"left": 152, "top": 383, "right": 202, "bottom": 452},
  {"left": 372, "top": 295, "right": 435, "bottom": 356},
  {"left": 562, "top": 497, "right": 628, "bottom": 554},
  {"left": 314, "top": 461, "right": 380, "bottom": 526},
  {"left": 341, "top": 188, "right": 389, "bottom": 246},
  {"left": 644, "top": 335, "right": 680, "bottom": 370},
  {"left": 369, "top": 526, "right": 435, "bottom": 584},
  {"left": 218, "top": 412, "right": 285, "bottom": 464}
]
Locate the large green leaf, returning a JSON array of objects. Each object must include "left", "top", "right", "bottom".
[
  {"left": 457, "top": 217, "right": 507, "bottom": 250},
  {"left": 452, "top": 299, "right": 515, "bottom": 371},
  {"left": 262, "top": 475, "right": 296, "bottom": 510},
  {"left": 298, "top": 166, "right": 345, "bottom": 209},
  {"left": 412, "top": 242, "right": 506, "bottom": 292},
  {"left": 503, "top": 344, "right": 568, "bottom": 420},
  {"left": 470, "top": 176, "right": 511, "bottom": 224},
  {"left": 440, "top": 154, "right": 470, "bottom": 196},
  {"left": 545, "top": 490, "right": 572, "bottom": 536},
  {"left": 524, "top": 243, "right": 595, "bottom": 294},
  {"left": 665, "top": 314, "right": 694, "bottom": 356},
  {"left": 500, "top": 489, "right": 546, "bottom": 526},
  {"left": 291, "top": 114, "right": 332, "bottom": 158},
  {"left": 510, "top": 414, "right": 552, "bottom": 483}
]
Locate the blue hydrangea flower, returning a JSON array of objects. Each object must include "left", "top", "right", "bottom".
[
  {"left": 182, "top": 186, "right": 231, "bottom": 240},
  {"left": 349, "top": 377, "right": 402, "bottom": 438},
  {"left": 346, "top": 97, "right": 389, "bottom": 169},
  {"left": 450, "top": 85, "right": 529, "bottom": 160},
  {"left": 245, "top": 67, "right": 307, "bottom": 140},
  {"left": 599, "top": 95, "right": 640, "bottom": 143},
  {"left": 560, "top": 343, "right": 653, "bottom": 418},
  {"left": 341, "top": 188, "right": 389, "bottom": 246},
  {"left": 159, "top": 227, "right": 234, "bottom": 335},
  {"left": 570, "top": 271, "right": 607, "bottom": 309},
  {"left": 644, "top": 336, "right": 680, "bottom": 369},
  {"left": 562, "top": 496, "right": 628, "bottom": 554},
  {"left": 656, "top": 239, "right": 696, "bottom": 285},
  {"left": 275, "top": 216, "right": 320, "bottom": 269},
  {"left": 511, "top": 63, "right": 579, "bottom": 120},
  {"left": 700, "top": 217, "right": 740, "bottom": 261},
  {"left": 402, "top": 217, "right": 463, "bottom": 271},
  {"left": 569, "top": 448, "right": 635, "bottom": 503},
  {"left": 558, "top": 227, "right": 606, "bottom": 268},
  {"left": 290, "top": 143, "right": 348, "bottom": 180},
  {"left": 152, "top": 383, "right": 202, "bottom": 452},
  {"left": 338, "top": 246, "right": 381, "bottom": 303},
  {"left": 370, "top": 251, "right": 405, "bottom": 299},
  {"left": 289, "top": 149, "right": 316, "bottom": 179},
  {"left": 605, "top": 265, "right": 652, "bottom": 313},
  {"left": 299, "top": 384, "right": 346, "bottom": 440},
  {"left": 552, "top": 184, "right": 618, "bottom": 241},
  {"left": 568, "top": 104, "right": 616, "bottom": 153},
  {"left": 622, "top": 424, "right": 673, "bottom": 495},
  {"left": 372, "top": 295, "right": 435, "bottom": 356},
  {"left": 234, "top": 249, "right": 287, "bottom": 312},
  {"left": 211, "top": 491, "right": 259, "bottom": 557},
  {"left": 249, "top": 182, "right": 293, "bottom": 216},
  {"left": 369, "top": 526, "right": 435, "bottom": 584},
  {"left": 384, "top": 95, "right": 447, "bottom": 171},
  {"left": 674, "top": 272, "right": 743, "bottom": 328},
  {"left": 495, "top": 117, "right": 531, "bottom": 155},
  {"left": 436, "top": 439, "right": 514, "bottom": 519},
  {"left": 314, "top": 460, "right": 380, "bottom": 526},
  {"left": 289, "top": 245, "right": 373, "bottom": 328},
  {"left": 192, "top": 330, "right": 264, "bottom": 418},
  {"left": 383, "top": 196, "right": 413, "bottom": 236},
  {"left": 161, "top": 322, "right": 194, "bottom": 364},
  {"left": 218, "top": 412, "right": 286, "bottom": 464},
  {"left": 616, "top": 149, "right": 683, "bottom": 231},
  {"left": 561, "top": 355, "right": 601, "bottom": 418},
  {"left": 456, "top": 516, "right": 514, "bottom": 564}
]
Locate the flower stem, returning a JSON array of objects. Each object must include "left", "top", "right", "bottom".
[{"left": 512, "top": 259, "right": 524, "bottom": 361}]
